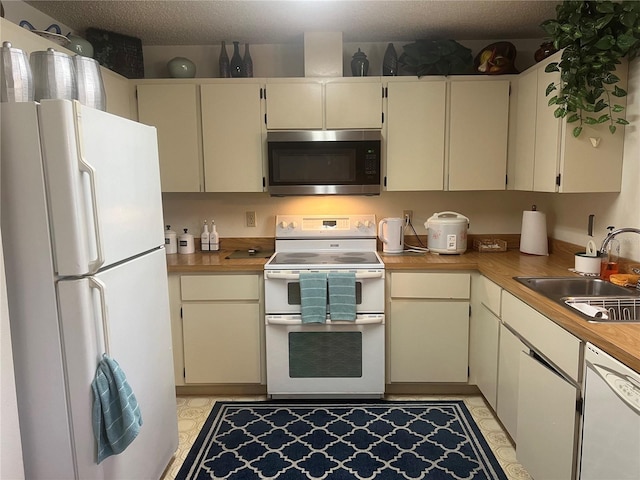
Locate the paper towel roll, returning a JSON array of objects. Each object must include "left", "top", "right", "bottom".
[{"left": 520, "top": 210, "right": 548, "bottom": 255}]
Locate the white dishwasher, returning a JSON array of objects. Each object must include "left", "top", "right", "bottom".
[{"left": 579, "top": 343, "right": 640, "bottom": 479}]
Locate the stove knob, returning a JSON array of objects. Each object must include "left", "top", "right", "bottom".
[
  {"left": 278, "top": 221, "right": 289, "bottom": 229},
  {"left": 355, "top": 221, "right": 364, "bottom": 229},
  {"left": 290, "top": 221, "right": 298, "bottom": 229},
  {"left": 364, "top": 220, "right": 374, "bottom": 229}
]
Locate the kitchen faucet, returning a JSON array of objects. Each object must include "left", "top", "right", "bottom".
[{"left": 599, "top": 227, "right": 640, "bottom": 255}]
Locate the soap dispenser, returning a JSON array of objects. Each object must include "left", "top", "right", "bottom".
[
  {"left": 200, "top": 220, "right": 210, "bottom": 251},
  {"left": 210, "top": 220, "right": 220, "bottom": 251}
]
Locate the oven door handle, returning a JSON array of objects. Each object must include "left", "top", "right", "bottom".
[
  {"left": 266, "top": 314, "right": 385, "bottom": 325},
  {"left": 264, "top": 271, "right": 384, "bottom": 280}
]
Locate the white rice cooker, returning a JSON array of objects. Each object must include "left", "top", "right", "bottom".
[{"left": 425, "top": 211, "right": 469, "bottom": 254}]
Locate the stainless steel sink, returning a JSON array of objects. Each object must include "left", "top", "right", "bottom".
[{"left": 514, "top": 276, "right": 640, "bottom": 323}]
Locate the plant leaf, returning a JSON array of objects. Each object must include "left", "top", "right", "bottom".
[
  {"left": 584, "top": 117, "right": 598, "bottom": 125},
  {"left": 573, "top": 126, "right": 583, "bottom": 137},
  {"left": 548, "top": 96, "right": 558, "bottom": 106},
  {"left": 594, "top": 35, "right": 615, "bottom": 50},
  {"left": 609, "top": 125, "right": 617, "bottom": 134},
  {"left": 597, "top": 114, "right": 610, "bottom": 123},
  {"left": 545, "top": 83, "right": 558, "bottom": 96},
  {"left": 616, "top": 118, "right": 630, "bottom": 125},
  {"left": 613, "top": 85, "right": 628, "bottom": 97},
  {"left": 544, "top": 62, "right": 560, "bottom": 73},
  {"left": 612, "top": 104, "right": 625, "bottom": 112},
  {"left": 554, "top": 107, "right": 565, "bottom": 118},
  {"left": 567, "top": 113, "right": 581, "bottom": 123}
]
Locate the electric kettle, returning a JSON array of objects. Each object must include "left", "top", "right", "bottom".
[{"left": 378, "top": 217, "right": 404, "bottom": 254}]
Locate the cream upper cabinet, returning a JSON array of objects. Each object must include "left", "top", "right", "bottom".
[
  {"left": 384, "top": 78, "right": 446, "bottom": 191},
  {"left": 448, "top": 79, "right": 510, "bottom": 191},
  {"left": 200, "top": 81, "right": 266, "bottom": 192},
  {"left": 509, "top": 51, "right": 626, "bottom": 193},
  {"left": 265, "top": 78, "right": 382, "bottom": 130},
  {"left": 265, "top": 79, "right": 323, "bottom": 129},
  {"left": 136, "top": 83, "right": 202, "bottom": 192},
  {"left": 324, "top": 79, "right": 383, "bottom": 129}
]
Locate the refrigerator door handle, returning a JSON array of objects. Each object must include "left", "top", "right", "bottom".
[
  {"left": 74, "top": 103, "right": 105, "bottom": 274},
  {"left": 89, "top": 277, "right": 110, "bottom": 355}
]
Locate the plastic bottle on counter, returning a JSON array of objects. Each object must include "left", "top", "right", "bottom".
[
  {"left": 164, "top": 225, "right": 177, "bottom": 254},
  {"left": 178, "top": 228, "right": 195, "bottom": 254},
  {"left": 210, "top": 220, "right": 219, "bottom": 251},
  {"left": 200, "top": 220, "right": 210, "bottom": 251}
]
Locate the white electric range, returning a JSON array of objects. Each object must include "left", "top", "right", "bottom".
[{"left": 263, "top": 214, "right": 385, "bottom": 398}]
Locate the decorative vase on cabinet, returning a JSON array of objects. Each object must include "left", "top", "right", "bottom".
[
  {"left": 351, "top": 48, "right": 369, "bottom": 76},
  {"left": 230, "top": 41, "right": 245, "bottom": 77},
  {"left": 382, "top": 43, "right": 397, "bottom": 76},
  {"left": 219, "top": 41, "right": 230, "bottom": 78},
  {"left": 243, "top": 43, "right": 253, "bottom": 78}
]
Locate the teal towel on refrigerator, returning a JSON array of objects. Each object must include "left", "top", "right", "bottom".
[
  {"left": 328, "top": 272, "right": 357, "bottom": 321},
  {"left": 91, "top": 354, "right": 143, "bottom": 464},
  {"left": 299, "top": 272, "right": 327, "bottom": 323}
]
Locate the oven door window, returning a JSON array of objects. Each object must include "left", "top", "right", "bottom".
[
  {"left": 289, "top": 332, "right": 362, "bottom": 378},
  {"left": 287, "top": 282, "right": 362, "bottom": 305}
]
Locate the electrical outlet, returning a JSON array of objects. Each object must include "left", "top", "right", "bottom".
[
  {"left": 246, "top": 211, "right": 256, "bottom": 227},
  {"left": 403, "top": 210, "right": 413, "bottom": 225}
]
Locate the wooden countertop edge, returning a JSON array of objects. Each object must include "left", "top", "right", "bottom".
[{"left": 166, "top": 243, "right": 640, "bottom": 372}]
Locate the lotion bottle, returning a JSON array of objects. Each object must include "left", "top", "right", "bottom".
[
  {"left": 210, "top": 220, "right": 219, "bottom": 251},
  {"left": 200, "top": 220, "right": 210, "bottom": 251}
]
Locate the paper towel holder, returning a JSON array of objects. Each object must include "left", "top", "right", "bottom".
[{"left": 520, "top": 205, "right": 549, "bottom": 256}]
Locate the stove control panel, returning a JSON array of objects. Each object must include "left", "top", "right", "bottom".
[{"left": 275, "top": 214, "right": 377, "bottom": 238}]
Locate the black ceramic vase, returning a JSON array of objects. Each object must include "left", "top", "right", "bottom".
[
  {"left": 351, "top": 48, "right": 369, "bottom": 76},
  {"left": 382, "top": 43, "right": 398, "bottom": 76},
  {"left": 243, "top": 43, "right": 253, "bottom": 78},
  {"left": 230, "top": 41, "right": 244, "bottom": 77},
  {"left": 218, "top": 41, "right": 230, "bottom": 78}
]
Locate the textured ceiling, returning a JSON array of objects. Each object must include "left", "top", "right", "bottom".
[{"left": 24, "top": 0, "right": 560, "bottom": 46}]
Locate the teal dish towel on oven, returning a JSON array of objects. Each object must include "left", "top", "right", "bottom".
[
  {"left": 328, "top": 271, "right": 357, "bottom": 321},
  {"left": 91, "top": 354, "right": 143, "bottom": 464},
  {"left": 299, "top": 272, "right": 327, "bottom": 323}
]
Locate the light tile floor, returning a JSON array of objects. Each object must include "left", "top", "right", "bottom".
[{"left": 161, "top": 394, "right": 532, "bottom": 480}]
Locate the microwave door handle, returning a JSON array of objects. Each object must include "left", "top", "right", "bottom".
[
  {"left": 265, "top": 314, "right": 384, "bottom": 325},
  {"left": 264, "top": 271, "right": 384, "bottom": 280}
]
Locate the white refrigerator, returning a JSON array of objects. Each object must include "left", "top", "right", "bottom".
[{"left": 1, "top": 100, "right": 178, "bottom": 479}]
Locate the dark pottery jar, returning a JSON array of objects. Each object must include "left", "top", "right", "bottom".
[
  {"left": 351, "top": 48, "right": 369, "bottom": 76},
  {"left": 218, "top": 41, "right": 230, "bottom": 78},
  {"left": 382, "top": 43, "right": 397, "bottom": 76},
  {"left": 534, "top": 41, "right": 557, "bottom": 63},
  {"left": 230, "top": 41, "right": 245, "bottom": 77}
]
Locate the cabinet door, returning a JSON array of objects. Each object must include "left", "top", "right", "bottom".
[
  {"left": 508, "top": 68, "right": 537, "bottom": 191},
  {"left": 497, "top": 323, "right": 528, "bottom": 441},
  {"left": 516, "top": 351, "right": 578, "bottom": 480},
  {"left": 448, "top": 80, "right": 510, "bottom": 191},
  {"left": 265, "top": 81, "right": 323, "bottom": 129},
  {"left": 385, "top": 80, "right": 446, "bottom": 191},
  {"left": 470, "top": 303, "right": 500, "bottom": 409},
  {"left": 325, "top": 80, "right": 382, "bottom": 129},
  {"left": 201, "top": 82, "right": 265, "bottom": 192},
  {"left": 389, "top": 300, "right": 469, "bottom": 383},
  {"left": 182, "top": 303, "right": 261, "bottom": 384},
  {"left": 533, "top": 58, "right": 561, "bottom": 192},
  {"left": 136, "top": 84, "right": 202, "bottom": 192}
]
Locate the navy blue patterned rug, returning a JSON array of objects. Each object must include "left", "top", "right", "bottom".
[{"left": 176, "top": 400, "right": 508, "bottom": 480}]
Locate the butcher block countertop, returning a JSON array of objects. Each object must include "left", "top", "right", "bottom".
[{"left": 166, "top": 238, "right": 640, "bottom": 373}]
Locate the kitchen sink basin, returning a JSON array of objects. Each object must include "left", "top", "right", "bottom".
[
  {"left": 514, "top": 276, "right": 634, "bottom": 299},
  {"left": 514, "top": 276, "right": 640, "bottom": 323}
]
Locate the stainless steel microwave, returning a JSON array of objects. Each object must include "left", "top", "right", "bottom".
[{"left": 267, "top": 130, "right": 382, "bottom": 196}]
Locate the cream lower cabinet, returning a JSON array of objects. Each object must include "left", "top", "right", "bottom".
[
  {"left": 388, "top": 272, "right": 470, "bottom": 383},
  {"left": 171, "top": 273, "right": 263, "bottom": 385},
  {"left": 136, "top": 83, "right": 202, "bottom": 192},
  {"left": 508, "top": 51, "right": 626, "bottom": 193},
  {"left": 501, "top": 291, "right": 582, "bottom": 480},
  {"left": 469, "top": 274, "right": 502, "bottom": 409}
]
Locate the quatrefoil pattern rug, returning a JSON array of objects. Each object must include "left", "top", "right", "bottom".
[{"left": 176, "top": 400, "right": 508, "bottom": 480}]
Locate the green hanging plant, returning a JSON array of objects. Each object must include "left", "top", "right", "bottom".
[{"left": 540, "top": 0, "right": 640, "bottom": 137}]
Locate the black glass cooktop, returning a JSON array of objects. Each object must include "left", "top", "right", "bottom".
[{"left": 270, "top": 251, "right": 381, "bottom": 266}]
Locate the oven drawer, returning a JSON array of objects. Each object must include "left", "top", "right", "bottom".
[{"left": 181, "top": 274, "right": 260, "bottom": 301}]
